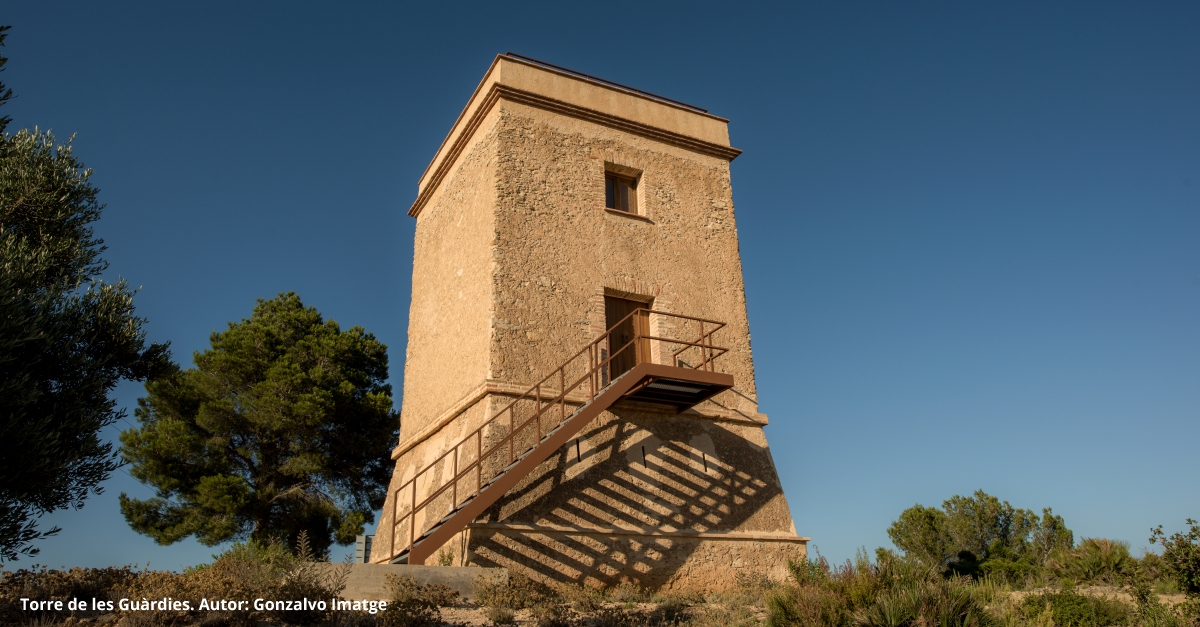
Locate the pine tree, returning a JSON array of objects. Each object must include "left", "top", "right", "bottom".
[{"left": 120, "top": 293, "right": 398, "bottom": 555}]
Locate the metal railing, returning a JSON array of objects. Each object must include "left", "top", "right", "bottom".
[{"left": 389, "top": 309, "right": 727, "bottom": 560}]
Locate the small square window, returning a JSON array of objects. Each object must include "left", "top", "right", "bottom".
[{"left": 605, "top": 172, "right": 638, "bottom": 214}]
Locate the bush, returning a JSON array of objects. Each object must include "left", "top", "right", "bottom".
[
  {"left": 475, "top": 572, "right": 556, "bottom": 610},
  {"left": 531, "top": 600, "right": 572, "bottom": 627},
  {"left": 1151, "top": 519, "right": 1200, "bottom": 596},
  {"left": 690, "top": 605, "right": 762, "bottom": 627},
  {"left": 592, "top": 606, "right": 636, "bottom": 627},
  {"left": 486, "top": 605, "right": 517, "bottom": 625},
  {"left": 0, "top": 538, "right": 354, "bottom": 626},
  {"left": 651, "top": 594, "right": 694, "bottom": 624},
  {"left": 767, "top": 583, "right": 849, "bottom": 627},
  {"left": 1020, "top": 590, "right": 1131, "bottom": 627},
  {"left": 1048, "top": 539, "right": 1137, "bottom": 585},
  {"left": 854, "top": 578, "right": 994, "bottom": 627},
  {"left": 379, "top": 574, "right": 445, "bottom": 627},
  {"left": 706, "top": 572, "right": 776, "bottom": 608},
  {"left": 1128, "top": 576, "right": 1189, "bottom": 627},
  {"left": 123, "top": 538, "right": 349, "bottom": 626},
  {"left": 609, "top": 581, "right": 648, "bottom": 603},
  {"left": 766, "top": 551, "right": 997, "bottom": 627},
  {"left": 559, "top": 583, "right": 606, "bottom": 613},
  {"left": 122, "top": 543, "right": 285, "bottom": 626},
  {"left": 0, "top": 565, "right": 141, "bottom": 623}
]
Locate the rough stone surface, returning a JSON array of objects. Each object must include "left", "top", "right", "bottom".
[{"left": 375, "top": 56, "right": 806, "bottom": 591}]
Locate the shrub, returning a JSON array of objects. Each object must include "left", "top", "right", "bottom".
[
  {"left": 0, "top": 565, "right": 141, "bottom": 623},
  {"left": 609, "top": 581, "right": 648, "bottom": 603},
  {"left": 767, "top": 583, "right": 849, "bottom": 627},
  {"left": 559, "top": 583, "right": 606, "bottom": 613},
  {"left": 379, "top": 574, "right": 442, "bottom": 627},
  {"left": 123, "top": 538, "right": 349, "bottom": 626},
  {"left": 1020, "top": 590, "right": 1131, "bottom": 627},
  {"left": 1128, "top": 575, "right": 1187, "bottom": 627},
  {"left": 531, "top": 600, "right": 572, "bottom": 627},
  {"left": 1151, "top": 519, "right": 1200, "bottom": 596},
  {"left": 767, "top": 550, "right": 997, "bottom": 627},
  {"left": 854, "top": 578, "right": 994, "bottom": 627},
  {"left": 651, "top": 594, "right": 694, "bottom": 624},
  {"left": 1048, "top": 539, "right": 1137, "bottom": 585},
  {"left": 475, "top": 572, "right": 556, "bottom": 609},
  {"left": 338, "top": 612, "right": 385, "bottom": 627},
  {"left": 593, "top": 606, "right": 636, "bottom": 627},
  {"left": 690, "top": 605, "right": 762, "bottom": 627},
  {"left": 124, "top": 543, "right": 293, "bottom": 626},
  {"left": 706, "top": 572, "right": 776, "bottom": 608},
  {"left": 486, "top": 605, "right": 517, "bottom": 625}
]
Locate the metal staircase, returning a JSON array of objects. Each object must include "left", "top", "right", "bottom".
[{"left": 387, "top": 309, "right": 733, "bottom": 565}]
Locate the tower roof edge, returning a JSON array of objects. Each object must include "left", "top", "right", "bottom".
[{"left": 409, "top": 54, "right": 741, "bottom": 219}]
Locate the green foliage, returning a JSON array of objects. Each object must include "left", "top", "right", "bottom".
[
  {"left": 1032, "top": 508, "right": 1076, "bottom": 563},
  {"left": 769, "top": 552, "right": 884, "bottom": 627},
  {"left": 855, "top": 578, "right": 996, "bottom": 627},
  {"left": 1020, "top": 591, "right": 1131, "bottom": 627},
  {"left": 767, "top": 550, "right": 999, "bottom": 627},
  {"left": 943, "top": 491, "right": 1039, "bottom": 562},
  {"left": 0, "top": 26, "right": 11, "bottom": 134},
  {"left": 1150, "top": 519, "right": 1200, "bottom": 596},
  {"left": 887, "top": 505, "right": 953, "bottom": 570},
  {"left": 767, "top": 576, "right": 851, "bottom": 627},
  {"left": 0, "top": 56, "right": 172, "bottom": 560},
  {"left": 1048, "top": 539, "right": 1137, "bottom": 585},
  {"left": 1128, "top": 575, "right": 1188, "bottom": 627},
  {"left": 887, "top": 491, "right": 1072, "bottom": 579},
  {"left": 119, "top": 292, "right": 397, "bottom": 555}
]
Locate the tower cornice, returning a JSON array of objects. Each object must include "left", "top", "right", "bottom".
[{"left": 408, "top": 55, "right": 742, "bottom": 219}]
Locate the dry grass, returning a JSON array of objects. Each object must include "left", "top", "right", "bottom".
[{"left": 4, "top": 552, "right": 1196, "bottom": 627}]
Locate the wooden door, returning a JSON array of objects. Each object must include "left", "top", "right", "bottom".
[{"left": 605, "top": 296, "right": 650, "bottom": 379}]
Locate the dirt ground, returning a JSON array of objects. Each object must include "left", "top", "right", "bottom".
[{"left": 1006, "top": 585, "right": 1186, "bottom": 607}]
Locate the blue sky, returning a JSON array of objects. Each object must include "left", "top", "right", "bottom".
[{"left": 3, "top": 1, "right": 1197, "bottom": 570}]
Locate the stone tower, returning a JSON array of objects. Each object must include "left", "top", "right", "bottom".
[{"left": 373, "top": 54, "right": 807, "bottom": 591}]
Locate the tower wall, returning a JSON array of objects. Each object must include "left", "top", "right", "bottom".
[
  {"left": 398, "top": 110, "right": 501, "bottom": 442},
  {"left": 376, "top": 56, "right": 806, "bottom": 590}
]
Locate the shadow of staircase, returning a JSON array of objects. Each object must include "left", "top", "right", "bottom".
[{"left": 386, "top": 310, "right": 734, "bottom": 566}]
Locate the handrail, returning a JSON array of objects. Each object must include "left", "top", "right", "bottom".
[{"left": 389, "top": 309, "right": 727, "bottom": 560}]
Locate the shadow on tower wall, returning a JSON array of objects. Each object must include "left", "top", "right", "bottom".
[{"left": 467, "top": 405, "right": 795, "bottom": 588}]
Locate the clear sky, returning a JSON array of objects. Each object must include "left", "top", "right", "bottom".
[{"left": 3, "top": 1, "right": 1197, "bottom": 571}]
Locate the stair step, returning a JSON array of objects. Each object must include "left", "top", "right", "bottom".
[{"left": 393, "top": 368, "right": 644, "bottom": 563}]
